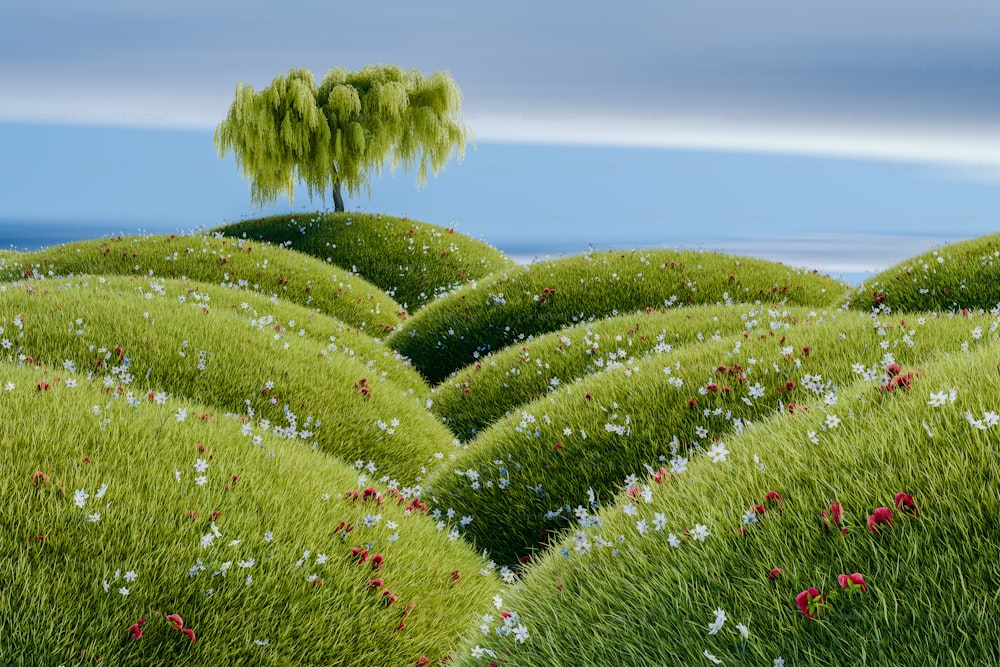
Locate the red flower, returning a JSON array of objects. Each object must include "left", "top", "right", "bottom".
[
  {"left": 32, "top": 470, "right": 50, "bottom": 487},
  {"left": 180, "top": 628, "right": 197, "bottom": 644},
  {"left": 416, "top": 658, "right": 431, "bottom": 667},
  {"left": 370, "top": 553, "right": 384, "bottom": 571},
  {"left": 838, "top": 572, "right": 867, "bottom": 592},
  {"left": 867, "top": 507, "right": 894, "bottom": 532},
  {"left": 764, "top": 491, "right": 783, "bottom": 506},
  {"left": 366, "top": 578, "right": 384, "bottom": 590},
  {"left": 894, "top": 492, "right": 919, "bottom": 516},
  {"left": 767, "top": 568, "right": 784, "bottom": 581},
  {"left": 127, "top": 623, "right": 143, "bottom": 641},
  {"left": 796, "top": 588, "right": 823, "bottom": 618},
  {"left": 166, "top": 613, "right": 184, "bottom": 630},
  {"left": 829, "top": 502, "right": 843, "bottom": 525}
]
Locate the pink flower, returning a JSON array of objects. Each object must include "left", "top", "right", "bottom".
[
  {"left": 838, "top": 572, "right": 867, "bottom": 592},
  {"left": 181, "top": 628, "right": 196, "bottom": 644},
  {"left": 764, "top": 491, "right": 783, "bottom": 506},
  {"left": 796, "top": 588, "right": 823, "bottom": 618},
  {"left": 867, "top": 507, "right": 894, "bottom": 532},
  {"left": 127, "top": 623, "right": 143, "bottom": 641},
  {"left": 370, "top": 553, "right": 384, "bottom": 571},
  {"left": 767, "top": 568, "right": 784, "bottom": 581},
  {"left": 166, "top": 614, "right": 184, "bottom": 631},
  {"left": 31, "top": 470, "right": 50, "bottom": 487},
  {"left": 366, "top": 578, "right": 384, "bottom": 590},
  {"left": 894, "top": 492, "right": 919, "bottom": 516}
]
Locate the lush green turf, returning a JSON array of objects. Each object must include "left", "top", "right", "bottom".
[
  {"left": 0, "top": 363, "right": 499, "bottom": 665},
  {"left": 215, "top": 212, "right": 517, "bottom": 311},
  {"left": 849, "top": 234, "right": 1000, "bottom": 313},
  {"left": 428, "top": 307, "right": 981, "bottom": 565},
  {"left": 389, "top": 249, "right": 848, "bottom": 384},
  {"left": 0, "top": 233, "right": 405, "bottom": 337},
  {"left": 453, "top": 329, "right": 1000, "bottom": 666},
  {"left": 0, "top": 275, "right": 449, "bottom": 485},
  {"left": 432, "top": 305, "right": 819, "bottom": 440},
  {"left": 12, "top": 225, "right": 1000, "bottom": 666}
]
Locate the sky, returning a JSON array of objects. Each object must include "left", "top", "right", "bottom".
[{"left": 2, "top": 0, "right": 1000, "bottom": 282}]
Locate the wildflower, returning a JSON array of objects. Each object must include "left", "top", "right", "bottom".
[
  {"left": 707, "top": 608, "right": 726, "bottom": 635},
  {"left": 181, "top": 628, "right": 197, "bottom": 644},
  {"left": 73, "top": 489, "right": 89, "bottom": 509},
  {"left": 366, "top": 578, "right": 384, "bottom": 590},
  {"left": 764, "top": 491, "right": 782, "bottom": 506},
  {"left": 167, "top": 614, "right": 184, "bottom": 630},
  {"left": 838, "top": 572, "right": 867, "bottom": 592},
  {"left": 690, "top": 524, "right": 710, "bottom": 542},
  {"left": 706, "top": 442, "right": 729, "bottom": 463},
  {"left": 894, "top": 492, "right": 919, "bottom": 515},
  {"left": 416, "top": 658, "right": 431, "bottom": 667},
  {"left": 703, "top": 650, "right": 722, "bottom": 664},
  {"left": 825, "top": 414, "right": 841, "bottom": 429},
  {"left": 127, "top": 623, "right": 143, "bottom": 641},
  {"left": 767, "top": 568, "right": 784, "bottom": 581},
  {"left": 867, "top": 507, "right": 894, "bottom": 532},
  {"left": 796, "top": 587, "right": 823, "bottom": 618},
  {"left": 32, "top": 470, "right": 50, "bottom": 487},
  {"left": 736, "top": 623, "right": 749, "bottom": 639}
]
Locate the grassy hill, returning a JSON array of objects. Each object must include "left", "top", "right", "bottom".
[
  {"left": 0, "top": 275, "right": 447, "bottom": 485},
  {"left": 0, "top": 233, "right": 405, "bottom": 337},
  {"left": 849, "top": 234, "right": 1000, "bottom": 313},
  {"left": 215, "top": 212, "right": 517, "bottom": 311},
  {"left": 389, "top": 248, "right": 848, "bottom": 384},
  {"left": 0, "top": 363, "right": 499, "bottom": 665},
  {"left": 450, "top": 329, "right": 1000, "bottom": 667},
  {"left": 7, "top": 220, "right": 1000, "bottom": 666}
]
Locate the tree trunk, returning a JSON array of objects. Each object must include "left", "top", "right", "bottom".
[{"left": 332, "top": 179, "right": 345, "bottom": 212}]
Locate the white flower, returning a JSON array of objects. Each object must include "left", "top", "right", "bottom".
[
  {"left": 94, "top": 483, "right": 108, "bottom": 499},
  {"left": 825, "top": 414, "right": 841, "bottom": 429},
  {"left": 492, "top": 594, "right": 503, "bottom": 609},
  {"left": 653, "top": 513, "right": 667, "bottom": 531},
  {"left": 668, "top": 533, "right": 681, "bottom": 547},
  {"left": 315, "top": 553, "right": 327, "bottom": 565},
  {"left": 253, "top": 639, "right": 270, "bottom": 646},
  {"left": 928, "top": 391, "right": 947, "bottom": 407},
  {"left": 512, "top": 623, "right": 530, "bottom": 643},
  {"left": 194, "top": 458, "right": 209, "bottom": 473},
  {"left": 195, "top": 475, "right": 207, "bottom": 486},
  {"left": 175, "top": 407, "right": 187, "bottom": 421},
  {"left": 774, "top": 659, "right": 785, "bottom": 667},
  {"left": 704, "top": 649, "right": 722, "bottom": 664},
  {"left": 636, "top": 519, "right": 649, "bottom": 534},
  {"left": 124, "top": 570, "right": 138, "bottom": 582},
  {"left": 87, "top": 513, "right": 101, "bottom": 522},
  {"left": 736, "top": 622, "right": 749, "bottom": 639},
  {"left": 708, "top": 608, "right": 726, "bottom": 635},
  {"left": 690, "top": 524, "right": 710, "bottom": 542},
  {"left": 118, "top": 587, "right": 129, "bottom": 597},
  {"left": 707, "top": 442, "right": 729, "bottom": 463},
  {"left": 73, "top": 489, "right": 89, "bottom": 509}
]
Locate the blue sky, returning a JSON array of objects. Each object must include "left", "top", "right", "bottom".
[{"left": 3, "top": 0, "right": 1000, "bottom": 281}]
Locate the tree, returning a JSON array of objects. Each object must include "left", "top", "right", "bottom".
[{"left": 215, "top": 64, "right": 470, "bottom": 212}]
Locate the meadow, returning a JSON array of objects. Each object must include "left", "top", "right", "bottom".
[{"left": 2, "top": 213, "right": 999, "bottom": 666}]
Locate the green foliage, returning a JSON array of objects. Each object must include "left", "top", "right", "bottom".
[
  {"left": 0, "top": 364, "right": 499, "bottom": 665},
  {"left": 432, "top": 305, "right": 810, "bottom": 440},
  {"left": 215, "top": 65, "right": 470, "bottom": 209},
  {"left": 0, "top": 275, "right": 450, "bottom": 485},
  {"left": 452, "top": 333, "right": 1000, "bottom": 666},
  {"left": 215, "top": 211, "right": 516, "bottom": 310},
  {"left": 0, "top": 233, "right": 405, "bottom": 337},
  {"left": 428, "top": 308, "right": 979, "bottom": 565},
  {"left": 389, "top": 249, "right": 848, "bottom": 384},
  {"left": 849, "top": 234, "right": 1000, "bottom": 313}
]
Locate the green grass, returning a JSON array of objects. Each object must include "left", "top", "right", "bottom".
[
  {"left": 215, "top": 212, "right": 517, "bottom": 311},
  {"left": 849, "top": 234, "right": 1000, "bottom": 313},
  {"left": 0, "top": 363, "right": 499, "bottom": 665},
  {"left": 0, "top": 275, "right": 450, "bottom": 485},
  {"left": 389, "top": 248, "right": 848, "bottom": 384},
  {"left": 0, "top": 233, "right": 405, "bottom": 337},
  {"left": 452, "top": 328, "right": 1000, "bottom": 666},
  {"left": 431, "top": 305, "right": 819, "bottom": 440},
  {"left": 428, "top": 308, "right": 982, "bottom": 565},
  {"left": 12, "top": 224, "right": 1000, "bottom": 666}
]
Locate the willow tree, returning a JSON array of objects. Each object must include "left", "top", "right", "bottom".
[{"left": 215, "top": 64, "right": 470, "bottom": 211}]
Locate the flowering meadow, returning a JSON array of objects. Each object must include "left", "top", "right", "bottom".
[{"left": 2, "top": 212, "right": 1000, "bottom": 665}]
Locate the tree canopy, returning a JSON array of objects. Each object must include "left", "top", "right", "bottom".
[{"left": 215, "top": 65, "right": 470, "bottom": 211}]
